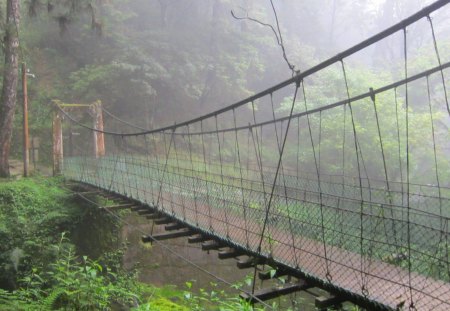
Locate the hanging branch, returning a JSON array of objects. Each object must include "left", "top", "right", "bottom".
[{"left": 231, "top": 0, "right": 297, "bottom": 76}]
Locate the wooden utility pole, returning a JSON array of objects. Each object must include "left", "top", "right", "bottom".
[
  {"left": 92, "top": 100, "right": 105, "bottom": 158},
  {"left": 52, "top": 110, "right": 63, "bottom": 175},
  {"left": 22, "top": 62, "right": 29, "bottom": 177}
]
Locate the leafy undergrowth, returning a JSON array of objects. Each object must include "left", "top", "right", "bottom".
[
  {"left": 0, "top": 234, "right": 143, "bottom": 310},
  {"left": 0, "top": 177, "right": 268, "bottom": 310},
  {"left": 0, "top": 177, "right": 83, "bottom": 291}
]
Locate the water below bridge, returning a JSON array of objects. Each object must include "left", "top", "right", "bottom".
[{"left": 119, "top": 212, "right": 341, "bottom": 310}]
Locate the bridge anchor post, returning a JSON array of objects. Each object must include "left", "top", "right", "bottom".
[
  {"left": 91, "top": 100, "right": 105, "bottom": 158},
  {"left": 52, "top": 110, "right": 63, "bottom": 176}
]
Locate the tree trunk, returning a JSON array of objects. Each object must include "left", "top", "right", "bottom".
[
  {"left": 158, "top": 0, "right": 168, "bottom": 27},
  {"left": 0, "top": 0, "right": 20, "bottom": 177}
]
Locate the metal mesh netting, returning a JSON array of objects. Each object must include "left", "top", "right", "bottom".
[{"left": 61, "top": 1, "right": 450, "bottom": 309}]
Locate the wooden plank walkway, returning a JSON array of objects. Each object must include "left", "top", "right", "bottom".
[
  {"left": 69, "top": 177, "right": 450, "bottom": 310},
  {"left": 151, "top": 190, "right": 450, "bottom": 310}
]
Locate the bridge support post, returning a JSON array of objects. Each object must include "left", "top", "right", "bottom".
[
  {"left": 92, "top": 100, "right": 105, "bottom": 158},
  {"left": 52, "top": 110, "right": 63, "bottom": 176}
]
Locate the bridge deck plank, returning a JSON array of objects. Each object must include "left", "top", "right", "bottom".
[
  {"left": 160, "top": 192, "right": 450, "bottom": 311},
  {"left": 70, "top": 182, "right": 450, "bottom": 310}
]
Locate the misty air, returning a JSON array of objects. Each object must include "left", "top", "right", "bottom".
[{"left": 0, "top": 0, "right": 449, "bottom": 310}]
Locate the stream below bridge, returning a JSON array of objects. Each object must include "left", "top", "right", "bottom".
[{"left": 119, "top": 212, "right": 331, "bottom": 310}]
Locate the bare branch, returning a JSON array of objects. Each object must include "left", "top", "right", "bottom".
[
  {"left": 231, "top": 10, "right": 281, "bottom": 45},
  {"left": 231, "top": 1, "right": 297, "bottom": 76},
  {"left": 268, "top": 0, "right": 295, "bottom": 74}
]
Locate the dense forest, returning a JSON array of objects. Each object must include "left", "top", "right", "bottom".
[
  {"left": 1, "top": 0, "right": 450, "bottom": 310},
  {"left": 1, "top": 0, "right": 447, "bottom": 164}
]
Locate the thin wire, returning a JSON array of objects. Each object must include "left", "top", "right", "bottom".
[
  {"left": 427, "top": 17, "right": 449, "bottom": 277},
  {"left": 370, "top": 89, "right": 398, "bottom": 248},
  {"left": 270, "top": 94, "right": 300, "bottom": 268},
  {"left": 200, "top": 120, "right": 214, "bottom": 232},
  {"left": 233, "top": 109, "right": 251, "bottom": 247},
  {"left": 300, "top": 81, "right": 331, "bottom": 280},
  {"left": 172, "top": 132, "right": 187, "bottom": 221},
  {"left": 403, "top": 28, "right": 415, "bottom": 310},
  {"left": 248, "top": 101, "right": 269, "bottom": 296},
  {"left": 102, "top": 107, "right": 148, "bottom": 130},
  {"left": 394, "top": 88, "right": 405, "bottom": 207},
  {"left": 156, "top": 129, "right": 176, "bottom": 210},
  {"left": 424, "top": 75, "right": 447, "bottom": 284},
  {"left": 255, "top": 84, "right": 300, "bottom": 267},
  {"left": 185, "top": 125, "right": 200, "bottom": 227},
  {"left": 215, "top": 115, "right": 231, "bottom": 239},
  {"left": 427, "top": 15, "right": 450, "bottom": 117},
  {"left": 341, "top": 61, "right": 366, "bottom": 295}
]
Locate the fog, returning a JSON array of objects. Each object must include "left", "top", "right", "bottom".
[{"left": 16, "top": 0, "right": 448, "bottom": 132}]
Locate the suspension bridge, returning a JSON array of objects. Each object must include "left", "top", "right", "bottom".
[{"left": 56, "top": 1, "right": 450, "bottom": 310}]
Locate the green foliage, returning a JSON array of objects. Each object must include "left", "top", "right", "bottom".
[
  {"left": 180, "top": 281, "right": 266, "bottom": 311},
  {"left": 134, "top": 297, "right": 189, "bottom": 311},
  {"left": 0, "top": 177, "right": 270, "bottom": 310},
  {"left": 0, "top": 177, "right": 83, "bottom": 290},
  {"left": 276, "top": 60, "right": 450, "bottom": 183},
  {"left": 0, "top": 177, "right": 153, "bottom": 310},
  {"left": 0, "top": 234, "right": 143, "bottom": 310}
]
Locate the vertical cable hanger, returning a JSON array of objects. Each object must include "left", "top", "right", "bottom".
[
  {"left": 370, "top": 88, "right": 399, "bottom": 252},
  {"left": 428, "top": 14, "right": 450, "bottom": 281},
  {"left": 200, "top": 120, "right": 214, "bottom": 232},
  {"left": 341, "top": 60, "right": 367, "bottom": 296},
  {"left": 148, "top": 133, "right": 159, "bottom": 205},
  {"left": 427, "top": 15, "right": 449, "bottom": 117},
  {"left": 186, "top": 124, "right": 200, "bottom": 227},
  {"left": 253, "top": 83, "right": 300, "bottom": 265},
  {"left": 342, "top": 79, "right": 348, "bottom": 196},
  {"left": 172, "top": 131, "right": 187, "bottom": 221},
  {"left": 423, "top": 75, "right": 447, "bottom": 285},
  {"left": 270, "top": 93, "right": 300, "bottom": 268},
  {"left": 248, "top": 124, "right": 268, "bottom": 296},
  {"left": 215, "top": 115, "right": 231, "bottom": 239},
  {"left": 155, "top": 129, "right": 176, "bottom": 214},
  {"left": 393, "top": 87, "right": 405, "bottom": 208},
  {"left": 143, "top": 135, "right": 151, "bottom": 204},
  {"left": 300, "top": 80, "right": 331, "bottom": 282},
  {"left": 233, "top": 109, "right": 251, "bottom": 247},
  {"left": 403, "top": 27, "right": 415, "bottom": 310}
]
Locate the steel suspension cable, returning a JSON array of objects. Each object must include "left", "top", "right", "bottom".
[
  {"left": 340, "top": 61, "right": 367, "bottom": 296},
  {"left": 299, "top": 81, "right": 331, "bottom": 281},
  {"left": 232, "top": 109, "right": 251, "bottom": 247},
  {"left": 427, "top": 17, "right": 450, "bottom": 279},
  {"left": 185, "top": 125, "right": 200, "bottom": 227},
  {"left": 403, "top": 28, "right": 415, "bottom": 310},
  {"left": 423, "top": 75, "right": 447, "bottom": 286},
  {"left": 200, "top": 120, "right": 214, "bottom": 232},
  {"left": 270, "top": 93, "right": 300, "bottom": 268},
  {"left": 55, "top": 60, "right": 450, "bottom": 139},
  {"left": 427, "top": 15, "right": 450, "bottom": 117},
  {"left": 370, "top": 89, "right": 399, "bottom": 250},
  {"left": 54, "top": 1, "right": 450, "bottom": 138},
  {"left": 215, "top": 115, "right": 231, "bottom": 239}
]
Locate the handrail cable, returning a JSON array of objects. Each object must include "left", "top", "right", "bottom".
[{"left": 54, "top": 0, "right": 450, "bottom": 137}]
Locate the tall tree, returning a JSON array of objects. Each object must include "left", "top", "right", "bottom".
[{"left": 0, "top": 0, "right": 20, "bottom": 177}]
